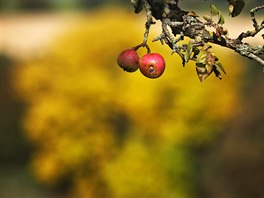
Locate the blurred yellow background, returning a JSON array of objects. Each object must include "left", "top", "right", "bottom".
[{"left": 1, "top": 1, "right": 263, "bottom": 198}]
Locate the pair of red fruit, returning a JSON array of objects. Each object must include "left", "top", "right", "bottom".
[{"left": 117, "top": 47, "right": 166, "bottom": 78}]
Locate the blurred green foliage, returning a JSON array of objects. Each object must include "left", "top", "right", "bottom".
[
  {"left": 0, "top": 54, "right": 30, "bottom": 166},
  {"left": 1, "top": 0, "right": 263, "bottom": 11},
  {"left": 0, "top": 0, "right": 128, "bottom": 10},
  {"left": 13, "top": 7, "right": 246, "bottom": 198}
]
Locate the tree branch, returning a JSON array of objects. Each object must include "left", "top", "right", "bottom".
[
  {"left": 237, "top": 5, "right": 264, "bottom": 41},
  {"left": 131, "top": 0, "right": 264, "bottom": 81}
]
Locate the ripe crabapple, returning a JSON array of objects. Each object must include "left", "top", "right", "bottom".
[
  {"left": 117, "top": 48, "right": 140, "bottom": 72},
  {"left": 139, "top": 53, "right": 165, "bottom": 78}
]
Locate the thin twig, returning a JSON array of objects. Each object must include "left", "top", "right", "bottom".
[{"left": 237, "top": 5, "right": 264, "bottom": 40}]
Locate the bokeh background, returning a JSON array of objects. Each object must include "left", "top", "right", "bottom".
[{"left": 1, "top": 0, "right": 263, "bottom": 198}]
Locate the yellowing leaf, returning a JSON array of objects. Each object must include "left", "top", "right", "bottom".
[
  {"left": 203, "top": 15, "right": 212, "bottom": 22},
  {"left": 210, "top": 4, "right": 219, "bottom": 16}
]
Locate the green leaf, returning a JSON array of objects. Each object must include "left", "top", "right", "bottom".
[
  {"left": 215, "top": 62, "right": 226, "bottom": 74},
  {"left": 218, "top": 14, "right": 225, "bottom": 25},
  {"left": 205, "top": 63, "right": 213, "bottom": 74},
  {"left": 197, "top": 52, "right": 207, "bottom": 65},
  {"left": 184, "top": 51, "right": 191, "bottom": 63},
  {"left": 187, "top": 41, "right": 193, "bottom": 53},
  {"left": 184, "top": 41, "right": 194, "bottom": 63},
  {"left": 210, "top": 4, "right": 219, "bottom": 16}
]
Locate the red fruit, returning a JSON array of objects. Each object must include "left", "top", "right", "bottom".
[
  {"left": 139, "top": 53, "right": 165, "bottom": 78},
  {"left": 117, "top": 49, "right": 140, "bottom": 72}
]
